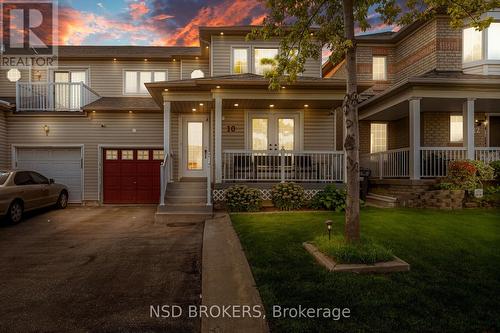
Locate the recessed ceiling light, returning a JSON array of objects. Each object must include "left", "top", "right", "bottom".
[
  {"left": 113, "top": 58, "right": 117, "bottom": 61},
  {"left": 199, "top": 103, "right": 204, "bottom": 106},
  {"left": 195, "top": 56, "right": 199, "bottom": 60},
  {"left": 173, "top": 59, "right": 176, "bottom": 62},
  {"left": 144, "top": 58, "right": 148, "bottom": 62},
  {"left": 164, "top": 89, "right": 169, "bottom": 92},
  {"left": 129, "top": 111, "right": 133, "bottom": 114},
  {"left": 92, "top": 110, "right": 96, "bottom": 113},
  {"left": 192, "top": 108, "right": 196, "bottom": 112},
  {"left": 281, "top": 86, "right": 286, "bottom": 89},
  {"left": 234, "top": 103, "right": 239, "bottom": 107},
  {"left": 310, "top": 32, "right": 314, "bottom": 36},
  {"left": 216, "top": 86, "right": 221, "bottom": 89},
  {"left": 304, "top": 104, "right": 309, "bottom": 108},
  {"left": 270, "top": 104, "right": 275, "bottom": 108},
  {"left": 206, "top": 46, "right": 209, "bottom": 49},
  {"left": 220, "top": 32, "right": 224, "bottom": 35}
]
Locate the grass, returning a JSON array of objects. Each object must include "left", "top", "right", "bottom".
[
  {"left": 312, "top": 234, "right": 394, "bottom": 264},
  {"left": 231, "top": 208, "right": 500, "bottom": 333}
]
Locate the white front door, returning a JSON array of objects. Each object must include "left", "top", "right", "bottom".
[
  {"left": 181, "top": 114, "right": 210, "bottom": 178},
  {"left": 248, "top": 112, "right": 301, "bottom": 151}
]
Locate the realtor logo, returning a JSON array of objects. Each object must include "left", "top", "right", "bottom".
[{"left": 0, "top": 0, "right": 58, "bottom": 68}]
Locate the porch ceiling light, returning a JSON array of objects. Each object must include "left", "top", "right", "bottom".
[
  {"left": 113, "top": 58, "right": 117, "bottom": 61},
  {"left": 281, "top": 86, "right": 286, "bottom": 89},
  {"left": 216, "top": 86, "right": 221, "bottom": 89},
  {"left": 195, "top": 56, "right": 199, "bottom": 60},
  {"left": 164, "top": 89, "right": 169, "bottom": 92},
  {"left": 304, "top": 104, "right": 309, "bottom": 108},
  {"left": 192, "top": 108, "right": 197, "bottom": 112},
  {"left": 199, "top": 103, "right": 204, "bottom": 106},
  {"left": 7, "top": 68, "right": 21, "bottom": 82},
  {"left": 220, "top": 32, "right": 224, "bottom": 35},
  {"left": 234, "top": 103, "right": 239, "bottom": 107},
  {"left": 269, "top": 104, "right": 275, "bottom": 108},
  {"left": 144, "top": 58, "right": 148, "bottom": 62}
]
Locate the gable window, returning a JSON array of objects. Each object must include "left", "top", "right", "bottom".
[
  {"left": 450, "top": 115, "right": 463, "bottom": 142},
  {"left": 232, "top": 48, "right": 249, "bottom": 74},
  {"left": 125, "top": 70, "right": 167, "bottom": 94},
  {"left": 191, "top": 70, "right": 205, "bottom": 78},
  {"left": 488, "top": 23, "right": 500, "bottom": 60},
  {"left": 372, "top": 56, "right": 387, "bottom": 81},
  {"left": 370, "top": 123, "right": 387, "bottom": 153},
  {"left": 254, "top": 48, "right": 278, "bottom": 75},
  {"left": 463, "top": 27, "right": 482, "bottom": 63}
]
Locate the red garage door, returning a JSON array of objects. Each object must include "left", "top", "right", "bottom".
[{"left": 103, "top": 148, "right": 163, "bottom": 204}]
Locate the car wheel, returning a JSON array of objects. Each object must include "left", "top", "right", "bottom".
[
  {"left": 8, "top": 201, "right": 24, "bottom": 224},
  {"left": 57, "top": 191, "right": 69, "bottom": 209}
]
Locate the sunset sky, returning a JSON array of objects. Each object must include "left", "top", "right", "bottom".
[{"left": 57, "top": 0, "right": 394, "bottom": 48}]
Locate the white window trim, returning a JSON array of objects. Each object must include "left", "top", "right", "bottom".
[
  {"left": 372, "top": 56, "right": 387, "bottom": 81},
  {"left": 122, "top": 69, "right": 169, "bottom": 96},
  {"left": 462, "top": 21, "right": 500, "bottom": 67},
  {"left": 244, "top": 110, "right": 304, "bottom": 151},
  {"left": 230, "top": 46, "right": 251, "bottom": 75},
  {"left": 49, "top": 67, "right": 90, "bottom": 85}
]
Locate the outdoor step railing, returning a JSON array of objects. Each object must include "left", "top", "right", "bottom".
[
  {"left": 16, "top": 82, "right": 100, "bottom": 112},
  {"left": 360, "top": 148, "right": 410, "bottom": 178},
  {"left": 475, "top": 148, "right": 500, "bottom": 164},
  {"left": 222, "top": 150, "right": 344, "bottom": 182},
  {"left": 159, "top": 152, "right": 172, "bottom": 206}
]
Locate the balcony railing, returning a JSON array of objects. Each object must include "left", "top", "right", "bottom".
[
  {"left": 361, "top": 147, "right": 500, "bottom": 179},
  {"left": 16, "top": 82, "right": 100, "bottom": 112},
  {"left": 222, "top": 150, "right": 344, "bottom": 182}
]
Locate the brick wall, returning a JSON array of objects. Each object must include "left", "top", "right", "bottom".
[
  {"left": 388, "top": 117, "right": 409, "bottom": 149},
  {"left": 359, "top": 121, "right": 370, "bottom": 153},
  {"left": 422, "top": 112, "right": 487, "bottom": 147}
]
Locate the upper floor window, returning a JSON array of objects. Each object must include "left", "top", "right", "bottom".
[
  {"left": 232, "top": 48, "right": 249, "bottom": 74},
  {"left": 372, "top": 56, "right": 387, "bottom": 81},
  {"left": 463, "top": 27, "right": 482, "bottom": 62},
  {"left": 125, "top": 70, "right": 167, "bottom": 94},
  {"left": 370, "top": 123, "right": 387, "bottom": 153},
  {"left": 488, "top": 23, "right": 500, "bottom": 60},
  {"left": 254, "top": 48, "right": 278, "bottom": 75},
  {"left": 450, "top": 115, "right": 463, "bottom": 142}
]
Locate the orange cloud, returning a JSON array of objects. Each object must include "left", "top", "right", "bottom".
[
  {"left": 152, "top": 14, "right": 174, "bottom": 21},
  {"left": 129, "top": 1, "right": 149, "bottom": 21}
]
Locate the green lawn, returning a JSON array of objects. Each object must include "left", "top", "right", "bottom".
[{"left": 231, "top": 208, "right": 500, "bottom": 333}]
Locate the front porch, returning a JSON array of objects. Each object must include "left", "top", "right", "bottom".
[{"left": 358, "top": 72, "right": 500, "bottom": 180}]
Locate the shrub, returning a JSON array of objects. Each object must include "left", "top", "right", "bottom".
[
  {"left": 445, "top": 160, "right": 478, "bottom": 191},
  {"left": 312, "top": 235, "right": 394, "bottom": 264},
  {"left": 225, "top": 185, "right": 262, "bottom": 212},
  {"left": 490, "top": 160, "right": 500, "bottom": 182},
  {"left": 271, "top": 182, "right": 305, "bottom": 211},
  {"left": 311, "top": 185, "right": 347, "bottom": 211},
  {"left": 470, "top": 160, "right": 494, "bottom": 183}
]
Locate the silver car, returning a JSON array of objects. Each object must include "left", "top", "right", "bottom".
[{"left": 0, "top": 170, "right": 69, "bottom": 224}]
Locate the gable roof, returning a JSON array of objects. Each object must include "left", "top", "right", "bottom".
[
  {"left": 82, "top": 97, "right": 160, "bottom": 112},
  {"left": 57, "top": 46, "right": 203, "bottom": 60}
]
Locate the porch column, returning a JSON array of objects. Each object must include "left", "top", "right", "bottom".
[
  {"left": 163, "top": 101, "right": 171, "bottom": 156},
  {"left": 409, "top": 98, "right": 421, "bottom": 180},
  {"left": 463, "top": 98, "right": 475, "bottom": 160},
  {"left": 215, "top": 96, "right": 222, "bottom": 183}
]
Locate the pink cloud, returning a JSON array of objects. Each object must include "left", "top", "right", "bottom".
[
  {"left": 152, "top": 14, "right": 174, "bottom": 21},
  {"left": 129, "top": 1, "right": 149, "bottom": 21}
]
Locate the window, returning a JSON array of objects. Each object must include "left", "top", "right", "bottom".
[
  {"left": 191, "top": 70, "right": 205, "bottom": 78},
  {"left": 14, "top": 172, "right": 34, "bottom": 186},
  {"left": 278, "top": 118, "right": 295, "bottom": 150},
  {"left": 370, "top": 123, "right": 387, "bottom": 153},
  {"left": 121, "top": 150, "right": 134, "bottom": 160},
  {"left": 137, "top": 150, "right": 150, "bottom": 160},
  {"left": 153, "top": 150, "right": 164, "bottom": 160},
  {"left": 488, "top": 23, "right": 500, "bottom": 60},
  {"left": 124, "top": 71, "right": 167, "bottom": 94},
  {"left": 30, "top": 172, "right": 49, "bottom": 184},
  {"left": 450, "top": 115, "right": 463, "bottom": 142},
  {"left": 187, "top": 122, "right": 203, "bottom": 170},
  {"left": 372, "top": 56, "right": 387, "bottom": 81},
  {"left": 463, "top": 27, "right": 482, "bottom": 62},
  {"left": 254, "top": 48, "right": 278, "bottom": 75},
  {"left": 232, "top": 48, "right": 249, "bottom": 74},
  {"left": 252, "top": 118, "right": 268, "bottom": 150},
  {"left": 106, "top": 150, "right": 118, "bottom": 160}
]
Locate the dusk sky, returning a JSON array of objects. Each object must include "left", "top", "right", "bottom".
[{"left": 57, "top": 0, "right": 394, "bottom": 48}]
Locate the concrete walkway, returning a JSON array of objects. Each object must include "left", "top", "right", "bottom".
[{"left": 202, "top": 213, "right": 269, "bottom": 333}]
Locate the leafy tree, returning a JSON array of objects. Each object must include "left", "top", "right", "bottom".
[{"left": 250, "top": 0, "right": 498, "bottom": 242}]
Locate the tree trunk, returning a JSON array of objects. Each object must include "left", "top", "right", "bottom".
[{"left": 342, "top": 0, "right": 360, "bottom": 242}]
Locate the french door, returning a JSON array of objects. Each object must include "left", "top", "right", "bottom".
[
  {"left": 54, "top": 70, "right": 87, "bottom": 110},
  {"left": 181, "top": 114, "right": 210, "bottom": 178},
  {"left": 249, "top": 112, "right": 301, "bottom": 151}
]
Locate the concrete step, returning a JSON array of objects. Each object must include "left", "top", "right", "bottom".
[
  {"left": 366, "top": 193, "right": 398, "bottom": 208},
  {"left": 166, "top": 187, "right": 207, "bottom": 196},
  {"left": 167, "top": 182, "right": 207, "bottom": 190},
  {"left": 166, "top": 195, "right": 207, "bottom": 204}
]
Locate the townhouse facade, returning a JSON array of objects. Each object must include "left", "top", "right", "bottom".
[{"left": 0, "top": 11, "right": 499, "bottom": 215}]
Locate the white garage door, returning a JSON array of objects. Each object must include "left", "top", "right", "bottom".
[{"left": 16, "top": 147, "right": 83, "bottom": 203}]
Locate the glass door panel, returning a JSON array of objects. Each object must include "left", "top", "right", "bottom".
[
  {"left": 187, "top": 122, "right": 203, "bottom": 170},
  {"left": 70, "top": 71, "right": 86, "bottom": 109},
  {"left": 54, "top": 72, "right": 70, "bottom": 110},
  {"left": 252, "top": 118, "right": 268, "bottom": 151},
  {"left": 278, "top": 118, "right": 295, "bottom": 151}
]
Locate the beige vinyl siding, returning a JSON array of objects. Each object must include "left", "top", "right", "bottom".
[
  {"left": 0, "top": 69, "right": 30, "bottom": 98},
  {"left": 181, "top": 59, "right": 210, "bottom": 79},
  {"left": 55, "top": 60, "right": 181, "bottom": 97},
  {"left": 0, "top": 111, "right": 8, "bottom": 169},
  {"left": 211, "top": 36, "right": 322, "bottom": 77},
  {"left": 304, "top": 109, "right": 336, "bottom": 151},
  {"left": 222, "top": 109, "right": 245, "bottom": 150},
  {"left": 7, "top": 112, "right": 163, "bottom": 201}
]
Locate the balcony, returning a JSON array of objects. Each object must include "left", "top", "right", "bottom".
[{"left": 16, "top": 82, "right": 101, "bottom": 112}]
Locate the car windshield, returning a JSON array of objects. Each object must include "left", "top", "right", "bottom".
[{"left": 0, "top": 171, "right": 10, "bottom": 185}]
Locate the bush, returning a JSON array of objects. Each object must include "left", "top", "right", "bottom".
[
  {"left": 225, "top": 185, "right": 262, "bottom": 212},
  {"left": 490, "top": 160, "right": 500, "bottom": 182},
  {"left": 271, "top": 182, "right": 305, "bottom": 211},
  {"left": 310, "top": 185, "right": 347, "bottom": 211},
  {"left": 445, "top": 160, "right": 478, "bottom": 191},
  {"left": 470, "top": 160, "right": 494, "bottom": 183},
  {"left": 312, "top": 235, "right": 394, "bottom": 264}
]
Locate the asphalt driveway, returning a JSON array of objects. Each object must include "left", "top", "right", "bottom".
[{"left": 0, "top": 206, "right": 203, "bottom": 333}]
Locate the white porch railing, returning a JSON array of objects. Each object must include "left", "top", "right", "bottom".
[
  {"left": 360, "top": 148, "right": 410, "bottom": 178},
  {"left": 206, "top": 151, "right": 212, "bottom": 206},
  {"left": 222, "top": 150, "right": 344, "bottom": 182},
  {"left": 159, "top": 153, "right": 172, "bottom": 206},
  {"left": 16, "top": 82, "right": 100, "bottom": 112},
  {"left": 475, "top": 148, "right": 500, "bottom": 164},
  {"left": 420, "top": 147, "right": 467, "bottom": 178}
]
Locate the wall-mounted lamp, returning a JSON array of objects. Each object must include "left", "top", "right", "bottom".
[
  {"left": 34, "top": 70, "right": 42, "bottom": 81},
  {"left": 43, "top": 125, "right": 50, "bottom": 136}
]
